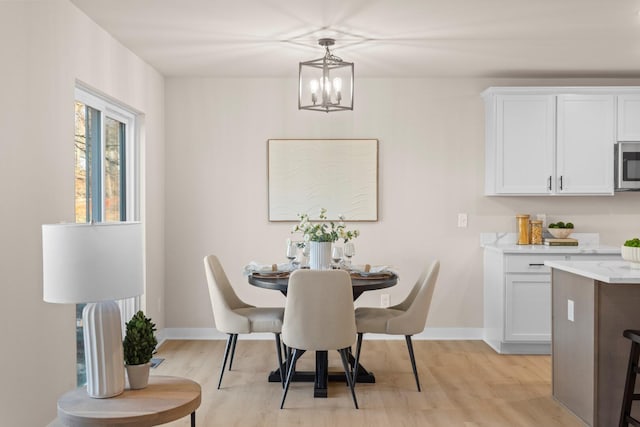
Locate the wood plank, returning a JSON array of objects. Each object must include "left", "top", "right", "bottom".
[{"left": 150, "top": 339, "right": 583, "bottom": 427}]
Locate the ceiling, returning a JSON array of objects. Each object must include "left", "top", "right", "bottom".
[{"left": 70, "top": 0, "right": 640, "bottom": 79}]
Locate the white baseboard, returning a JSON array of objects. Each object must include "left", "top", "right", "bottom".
[{"left": 158, "top": 327, "right": 484, "bottom": 342}]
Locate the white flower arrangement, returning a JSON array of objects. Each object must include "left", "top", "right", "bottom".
[{"left": 291, "top": 208, "right": 360, "bottom": 243}]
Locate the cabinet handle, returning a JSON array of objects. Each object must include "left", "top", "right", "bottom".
[
  {"left": 560, "top": 175, "right": 564, "bottom": 190},
  {"left": 528, "top": 263, "right": 545, "bottom": 267},
  {"left": 547, "top": 176, "right": 552, "bottom": 191}
]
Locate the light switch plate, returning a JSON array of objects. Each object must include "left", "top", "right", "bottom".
[
  {"left": 380, "top": 294, "right": 390, "bottom": 308},
  {"left": 567, "top": 299, "right": 574, "bottom": 322},
  {"left": 457, "top": 213, "right": 468, "bottom": 228}
]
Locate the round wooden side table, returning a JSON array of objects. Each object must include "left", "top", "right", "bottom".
[{"left": 57, "top": 375, "right": 201, "bottom": 427}]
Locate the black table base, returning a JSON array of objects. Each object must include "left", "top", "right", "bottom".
[{"left": 267, "top": 350, "right": 375, "bottom": 398}]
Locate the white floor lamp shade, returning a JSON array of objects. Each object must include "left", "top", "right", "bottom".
[{"left": 42, "top": 222, "right": 143, "bottom": 398}]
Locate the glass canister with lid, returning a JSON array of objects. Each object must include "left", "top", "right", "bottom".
[{"left": 530, "top": 220, "right": 543, "bottom": 245}]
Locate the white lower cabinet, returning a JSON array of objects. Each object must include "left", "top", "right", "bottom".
[
  {"left": 504, "top": 274, "right": 551, "bottom": 342},
  {"left": 483, "top": 251, "right": 620, "bottom": 354}
]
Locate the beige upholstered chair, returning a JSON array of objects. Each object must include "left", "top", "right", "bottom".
[
  {"left": 280, "top": 269, "right": 358, "bottom": 409},
  {"left": 203, "top": 255, "right": 285, "bottom": 389},
  {"left": 353, "top": 260, "right": 440, "bottom": 391}
]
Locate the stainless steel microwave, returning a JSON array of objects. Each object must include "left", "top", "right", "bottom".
[{"left": 616, "top": 142, "right": 640, "bottom": 191}]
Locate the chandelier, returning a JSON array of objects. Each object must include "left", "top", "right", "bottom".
[{"left": 298, "top": 38, "right": 354, "bottom": 112}]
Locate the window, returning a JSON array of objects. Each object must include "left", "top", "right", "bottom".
[{"left": 74, "top": 85, "right": 139, "bottom": 386}]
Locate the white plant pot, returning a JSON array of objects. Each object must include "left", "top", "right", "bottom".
[
  {"left": 309, "top": 241, "right": 332, "bottom": 270},
  {"left": 126, "top": 362, "right": 151, "bottom": 389},
  {"left": 622, "top": 245, "right": 640, "bottom": 268}
]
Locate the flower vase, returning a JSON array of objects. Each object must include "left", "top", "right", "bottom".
[{"left": 309, "top": 241, "right": 332, "bottom": 270}]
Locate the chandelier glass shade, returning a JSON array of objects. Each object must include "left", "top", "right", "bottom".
[{"left": 298, "top": 38, "right": 354, "bottom": 112}]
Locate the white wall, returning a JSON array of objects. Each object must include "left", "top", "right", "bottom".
[
  {"left": 164, "top": 77, "right": 640, "bottom": 336},
  {"left": 0, "top": 1, "right": 165, "bottom": 425}
]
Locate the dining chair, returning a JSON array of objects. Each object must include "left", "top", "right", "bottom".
[
  {"left": 353, "top": 260, "right": 440, "bottom": 392},
  {"left": 280, "top": 269, "right": 359, "bottom": 409},
  {"left": 203, "top": 255, "right": 285, "bottom": 389}
]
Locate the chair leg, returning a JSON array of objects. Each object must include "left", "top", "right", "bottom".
[
  {"left": 352, "top": 333, "right": 363, "bottom": 386},
  {"left": 620, "top": 336, "right": 640, "bottom": 427},
  {"left": 405, "top": 335, "right": 421, "bottom": 392},
  {"left": 339, "top": 348, "right": 359, "bottom": 409},
  {"left": 284, "top": 345, "right": 292, "bottom": 381},
  {"left": 228, "top": 333, "right": 239, "bottom": 370},
  {"left": 217, "top": 334, "right": 235, "bottom": 389},
  {"left": 280, "top": 348, "right": 304, "bottom": 409},
  {"left": 274, "top": 333, "right": 285, "bottom": 388}
]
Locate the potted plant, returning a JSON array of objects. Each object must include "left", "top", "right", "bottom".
[
  {"left": 291, "top": 208, "right": 360, "bottom": 270},
  {"left": 123, "top": 310, "right": 157, "bottom": 389}
]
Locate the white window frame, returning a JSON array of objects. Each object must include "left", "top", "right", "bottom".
[{"left": 74, "top": 84, "right": 142, "bottom": 384}]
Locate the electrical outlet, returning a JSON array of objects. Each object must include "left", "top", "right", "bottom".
[
  {"left": 567, "top": 299, "right": 574, "bottom": 322},
  {"left": 380, "top": 294, "right": 390, "bottom": 308},
  {"left": 457, "top": 213, "right": 468, "bottom": 228},
  {"left": 536, "top": 213, "right": 546, "bottom": 228}
]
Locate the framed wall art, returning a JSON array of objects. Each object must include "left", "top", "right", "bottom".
[{"left": 267, "top": 139, "right": 378, "bottom": 221}]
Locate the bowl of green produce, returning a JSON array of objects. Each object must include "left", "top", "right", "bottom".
[
  {"left": 622, "top": 238, "right": 640, "bottom": 268},
  {"left": 547, "top": 221, "right": 574, "bottom": 239}
]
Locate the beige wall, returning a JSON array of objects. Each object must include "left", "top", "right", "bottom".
[
  {"left": 164, "top": 77, "right": 640, "bottom": 334},
  {"left": 0, "top": 1, "right": 165, "bottom": 425}
]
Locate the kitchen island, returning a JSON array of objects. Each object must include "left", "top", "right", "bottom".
[{"left": 545, "top": 260, "right": 640, "bottom": 427}]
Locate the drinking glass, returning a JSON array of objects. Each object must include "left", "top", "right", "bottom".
[
  {"left": 331, "top": 246, "right": 343, "bottom": 268},
  {"left": 301, "top": 243, "right": 310, "bottom": 268},
  {"left": 344, "top": 242, "right": 355, "bottom": 267},
  {"left": 286, "top": 240, "right": 298, "bottom": 268}
]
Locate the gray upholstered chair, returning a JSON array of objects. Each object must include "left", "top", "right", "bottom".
[
  {"left": 203, "top": 255, "right": 285, "bottom": 389},
  {"left": 280, "top": 269, "right": 358, "bottom": 409},
  {"left": 353, "top": 260, "right": 440, "bottom": 391}
]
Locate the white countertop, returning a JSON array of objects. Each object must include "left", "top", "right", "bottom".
[
  {"left": 481, "top": 232, "right": 621, "bottom": 255},
  {"left": 544, "top": 260, "right": 640, "bottom": 284}
]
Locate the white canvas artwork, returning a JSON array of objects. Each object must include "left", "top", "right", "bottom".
[{"left": 268, "top": 139, "right": 378, "bottom": 221}]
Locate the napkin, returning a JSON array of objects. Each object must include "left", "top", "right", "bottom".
[
  {"left": 243, "top": 261, "right": 294, "bottom": 275},
  {"left": 350, "top": 264, "right": 399, "bottom": 277}
]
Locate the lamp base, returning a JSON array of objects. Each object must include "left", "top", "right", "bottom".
[{"left": 83, "top": 301, "right": 125, "bottom": 398}]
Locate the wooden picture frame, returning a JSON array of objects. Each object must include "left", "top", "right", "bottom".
[{"left": 268, "top": 139, "right": 378, "bottom": 221}]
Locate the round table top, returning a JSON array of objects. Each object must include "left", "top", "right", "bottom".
[
  {"left": 57, "top": 375, "right": 201, "bottom": 427},
  {"left": 248, "top": 270, "right": 398, "bottom": 299}
]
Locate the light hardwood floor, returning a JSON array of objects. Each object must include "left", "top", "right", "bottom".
[{"left": 153, "top": 339, "right": 584, "bottom": 427}]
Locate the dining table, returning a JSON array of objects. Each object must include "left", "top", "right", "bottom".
[{"left": 248, "top": 269, "right": 398, "bottom": 398}]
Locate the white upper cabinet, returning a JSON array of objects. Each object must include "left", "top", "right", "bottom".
[
  {"left": 491, "top": 95, "right": 555, "bottom": 194},
  {"left": 556, "top": 95, "right": 614, "bottom": 195},
  {"left": 617, "top": 94, "right": 640, "bottom": 141},
  {"left": 484, "top": 87, "right": 620, "bottom": 196}
]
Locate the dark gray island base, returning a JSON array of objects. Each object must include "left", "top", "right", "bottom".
[{"left": 549, "top": 264, "right": 640, "bottom": 426}]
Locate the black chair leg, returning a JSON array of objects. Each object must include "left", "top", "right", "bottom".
[
  {"left": 274, "top": 333, "right": 285, "bottom": 388},
  {"left": 620, "top": 330, "right": 640, "bottom": 427},
  {"left": 280, "top": 348, "right": 304, "bottom": 409},
  {"left": 352, "top": 333, "right": 363, "bottom": 386},
  {"left": 405, "top": 335, "right": 421, "bottom": 392},
  {"left": 228, "top": 333, "right": 239, "bottom": 370},
  {"left": 339, "top": 348, "right": 359, "bottom": 409},
  {"left": 217, "top": 333, "right": 235, "bottom": 389}
]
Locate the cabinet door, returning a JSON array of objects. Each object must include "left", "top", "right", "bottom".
[
  {"left": 617, "top": 95, "right": 640, "bottom": 141},
  {"left": 556, "top": 95, "right": 614, "bottom": 195},
  {"left": 494, "top": 95, "right": 555, "bottom": 194},
  {"left": 505, "top": 274, "right": 551, "bottom": 342}
]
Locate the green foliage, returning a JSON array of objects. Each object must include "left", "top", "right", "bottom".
[
  {"left": 624, "top": 238, "right": 640, "bottom": 247},
  {"left": 548, "top": 221, "right": 574, "bottom": 229},
  {"left": 292, "top": 208, "right": 360, "bottom": 243},
  {"left": 123, "top": 310, "right": 157, "bottom": 365}
]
